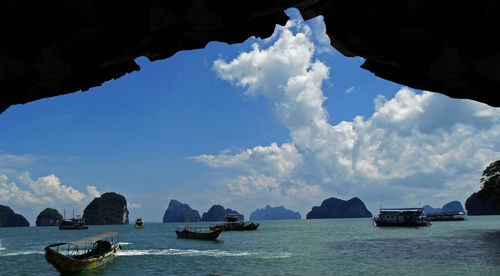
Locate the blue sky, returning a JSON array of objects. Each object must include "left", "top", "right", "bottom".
[{"left": 1, "top": 9, "right": 500, "bottom": 224}]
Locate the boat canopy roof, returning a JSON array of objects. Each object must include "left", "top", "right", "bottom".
[
  {"left": 379, "top": 208, "right": 423, "bottom": 211},
  {"left": 379, "top": 208, "right": 425, "bottom": 214},
  {"left": 67, "top": 232, "right": 118, "bottom": 246}
]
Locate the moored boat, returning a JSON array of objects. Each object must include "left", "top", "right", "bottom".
[
  {"left": 135, "top": 218, "right": 144, "bottom": 228},
  {"left": 426, "top": 211, "right": 465, "bottom": 221},
  {"left": 222, "top": 221, "right": 260, "bottom": 231},
  {"left": 59, "top": 216, "right": 88, "bottom": 230},
  {"left": 175, "top": 225, "right": 223, "bottom": 239},
  {"left": 44, "top": 232, "right": 121, "bottom": 273},
  {"left": 373, "top": 208, "right": 430, "bottom": 227},
  {"left": 219, "top": 214, "right": 260, "bottom": 231}
]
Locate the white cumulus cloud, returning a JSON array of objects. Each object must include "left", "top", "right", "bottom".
[
  {"left": 128, "top": 203, "right": 142, "bottom": 209},
  {"left": 194, "top": 14, "right": 500, "bottom": 214},
  {"left": 0, "top": 172, "right": 101, "bottom": 209}
]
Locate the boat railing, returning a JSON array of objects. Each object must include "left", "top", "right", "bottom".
[
  {"left": 177, "top": 225, "right": 221, "bottom": 233},
  {"left": 47, "top": 232, "right": 119, "bottom": 255}
]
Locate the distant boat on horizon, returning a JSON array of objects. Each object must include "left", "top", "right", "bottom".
[
  {"left": 373, "top": 208, "right": 430, "bottom": 227},
  {"left": 59, "top": 216, "right": 88, "bottom": 230},
  {"left": 426, "top": 210, "right": 465, "bottom": 221},
  {"left": 135, "top": 218, "right": 144, "bottom": 228},
  {"left": 218, "top": 214, "right": 259, "bottom": 231},
  {"left": 59, "top": 209, "right": 88, "bottom": 230}
]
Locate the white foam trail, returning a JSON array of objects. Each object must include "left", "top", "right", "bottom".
[
  {"left": 261, "top": 252, "right": 292, "bottom": 259},
  {"left": 117, "top": 248, "right": 290, "bottom": 258},
  {"left": 0, "top": 240, "right": 5, "bottom": 251},
  {"left": 1, "top": 251, "right": 44, "bottom": 256},
  {"left": 118, "top": 242, "right": 133, "bottom": 245}
]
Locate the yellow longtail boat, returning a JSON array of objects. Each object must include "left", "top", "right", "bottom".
[{"left": 44, "top": 232, "right": 121, "bottom": 273}]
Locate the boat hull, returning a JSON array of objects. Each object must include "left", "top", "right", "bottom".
[
  {"left": 59, "top": 225, "right": 88, "bottom": 230},
  {"left": 428, "top": 216, "right": 465, "bottom": 221},
  {"left": 135, "top": 221, "right": 144, "bottom": 228},
  {"left": 175, "top": 227, "right": 223, "bottom": 239},
  {"left": 44, "top": 243, "right": 120, "bottom": 273},
  {"left": 373, "top": 218, "right": 430, "bottom": 227},
  {"left": 427, "top": 212, "right": 465, "bottom": 221},
  {"left": 221, "top": 222, "right": 259, "bottom": 231}
]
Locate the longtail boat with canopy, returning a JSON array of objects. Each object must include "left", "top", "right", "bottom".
[
  {"left": 44, "top": 232, "right": 121, "bottom": 273},
  {"left": 175, "top": 225, "right": 223, "bottom": 239}
]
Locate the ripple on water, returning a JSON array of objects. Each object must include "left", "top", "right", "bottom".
[{"left": 329, "top": 229, "right": 500, "bottom": 266}]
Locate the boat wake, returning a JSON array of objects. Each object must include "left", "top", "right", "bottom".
[
  {"left": 0, "top": 250, "right": 44, "bottom": 257},
  {"left": 117, "top": 248, "right": 291, "bottom": 259}
]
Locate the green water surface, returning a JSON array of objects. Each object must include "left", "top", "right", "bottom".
[{"left": 1, "top": 216, "right": 500, "bottom": 275}]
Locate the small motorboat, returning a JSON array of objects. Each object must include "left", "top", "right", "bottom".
[
  {"left": 219, "top": 214, "right": 260, "bottom": 231},
  {"left": 426, "top": 211, "right": 465, "bottom": 221},
  {"left": 59, "top": 210, "right": 88, "bottom": 230},
  {"left": 44, "top": 232, "right": 121, "bottom": 273},
  {"left": 135, "top": 218, "right": 144, "bottom": 228},
  {"left": 175, "top": 225, "right": 223, "bottom": 239},
  {"left": 59, "top": 216, "right": 88, "bottom": 230}
]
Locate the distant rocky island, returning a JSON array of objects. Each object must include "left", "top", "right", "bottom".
[
  {"left": 0, "top": 205, "right": 29, "bottom": 227},
  {"left": 250, "top": 205, "right": 301, "bottom": 220},
  {"left": 36, "top": 208, "right": 63, "bottom": 226},
  {"left": 83, "top": 192, "right": 129, "bottom": 224},
  {"left": 465, "top": 192, "right": 500, "bottom": 215},
  {"left": 442, "top": 201, "right": 465, "bottom": 212},
  {"left": 306, "top": 197, "right": 372, "bottom": 219},
  {"left": 423, "top": 205, "right": 441, "bottom": 213},
  {"left": 226, "top": 208, "right": 244, "bottom": 221},
  {"left": 163, "top": 199, "right": 201, "bottom": 222},
  {"left": 423, "top": 200, "right": 465, "bottom": 214},
  {"left": 201, "top": 205, "right": 245, "bottom": 221},
  {"left": 162, "top": 201, "right": 246, "bottom": 222}
]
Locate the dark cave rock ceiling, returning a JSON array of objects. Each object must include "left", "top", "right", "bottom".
[{"left": 1, "top": 0, "right": 500, "bottom": 114}]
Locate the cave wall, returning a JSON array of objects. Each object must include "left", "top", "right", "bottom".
[
  {"left": 0, "top": 0, "right": 301, "bottom": 113},
  {"left": 296, "top": 0, "right": 500, "bottom": 107},
  {"left": 1, "top": 0, "right": 500, "bottom": 114}
]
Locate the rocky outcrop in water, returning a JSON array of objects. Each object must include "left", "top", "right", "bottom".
[
  {"left": 83, "top": 192, "right": 129, "bottom": 224},
  {"left": 250, "top": 205, "right": 301, "bottom": 220},
  {"left": 162, "top": 200, "right": 201, "bottom": 223},
  {"left": 465, "top": 192, "right": 500, "bottom": 215},
  {"left": 36, "top": 208, "right": 63, "bottom": 226},
  {"left": 423, "top": 205, "right": 441, "bottom": 214},
  {"left": 306, "top": 197, "right": 372, "bottom": 219},
  {"left": 225, "top": 208, "right": 244, "bottom": 221},
  {"left": 423, "top": 201, "right": 465, "bottom": 214},
  {"left": 201, "top": 205, "right": 226, "bottom": 221},
  {"left": 0, "top": 205, "right": 29, "bottom": 227},
  {"left": 442, "top": 201, "right": 465, "bottom": 212}
]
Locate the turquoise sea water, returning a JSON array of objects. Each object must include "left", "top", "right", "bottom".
[{"left": 1, "top": 216, "right": 500, "bottom": 275}]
